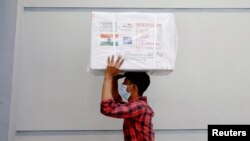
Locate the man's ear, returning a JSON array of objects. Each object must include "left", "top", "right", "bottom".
[
  {"left": 132, "top": 84, "right": 138, "bottom": 93},
  {"left": 128, "top": 84, "right": 135, "bottom": 93}
]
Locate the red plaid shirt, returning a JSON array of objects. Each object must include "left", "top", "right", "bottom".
[{"left": 101, "top": 96, "right": 154, "bottom": 141}]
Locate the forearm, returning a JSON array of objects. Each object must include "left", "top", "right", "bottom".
[
  {"left": 101, "top": 76, "right": 113, "bottom": 101},
  {"left": 101, "top": 100, "right": 145, "bottom": 118},
  {"left": 112, "top": 76, "right": 122, "bottom": 102}
]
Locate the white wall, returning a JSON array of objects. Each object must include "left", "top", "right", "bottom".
[
  {"left": 15, "top": 130, "right": 207, "bottom": 141},
  {"left": 0, "top": 0, "right": 17, "bottom": 141},
  {"left": 9, "top": 0, "right": 250, "bottom": 141}
]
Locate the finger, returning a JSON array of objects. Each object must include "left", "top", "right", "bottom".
[
  {"left": 115, "top": 55, "right": 122, "bottom": 65},
  {"left": 107, "top": 56, "right": 110, "bottom": 63},
  {"left": 111, "top": 55, "right": 114, "bottom": 64},
  {"left": 110, "top": 55, "right": 115, "bottom": 67},
  {"left": 107, "top": 56, "right": 111, "bottom": 66},
  {"left": 116, "top": 58, "right": 124, "bottom": 69}
]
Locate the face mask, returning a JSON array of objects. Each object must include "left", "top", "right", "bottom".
[{"left": 118, "top": 83, "right": 131, "bottom": 101}]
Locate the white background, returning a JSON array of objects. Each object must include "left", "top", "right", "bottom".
[{"left": 8, "top": 0, "right": 250, "bottom": 141}]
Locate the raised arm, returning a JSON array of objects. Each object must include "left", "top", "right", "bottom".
[{"left": 112, "top": 76, "right": 123, "bottom": 102}]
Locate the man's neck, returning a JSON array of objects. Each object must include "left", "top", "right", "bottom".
[{"left": 128, "top": 93, "right": 140, "bottom": 102}]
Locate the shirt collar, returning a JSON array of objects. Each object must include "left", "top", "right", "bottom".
[{"left": 129, "top": 96, "right": 147, "bottom": 103}]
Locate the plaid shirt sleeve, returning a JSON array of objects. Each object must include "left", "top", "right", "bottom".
[{"left": 100, "top": 98, "right": 146, "bottom": 118}]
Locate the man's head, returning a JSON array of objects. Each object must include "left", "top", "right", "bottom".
[{"left": 122, "top": 72, "right": 150, "bottom": 97}]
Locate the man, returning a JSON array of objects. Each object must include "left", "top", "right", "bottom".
[{"left": 100, "top": 55, "right": 155, "bottom": 141}]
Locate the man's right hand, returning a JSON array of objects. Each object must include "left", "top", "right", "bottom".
[
  {"left": 104, "top": 55, "right": 124, "bottom": 79},
  {"left": 102, "top": 55, "right": 124, "bottom": 101}
]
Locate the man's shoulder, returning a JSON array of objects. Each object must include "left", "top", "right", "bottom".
[
  {"left": 129, "top": 97, "right": 152, "bottom": 110},
  {"left": 138, "top": 96, "right": 154, "bottom": 115}
]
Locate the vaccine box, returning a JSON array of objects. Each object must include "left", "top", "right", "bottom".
[{"left": 89, "top": 12, "right": 178, "bottom": 75}]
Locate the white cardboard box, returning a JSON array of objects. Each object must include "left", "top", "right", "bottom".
[{"left": 89, "top": 12, "right": 178, "bottom": 75}]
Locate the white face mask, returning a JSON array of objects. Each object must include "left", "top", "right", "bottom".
[{"left": 118, "top": 83, "right": 131, "bottom": 101}]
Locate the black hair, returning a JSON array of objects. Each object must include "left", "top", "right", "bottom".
[{"left": 123, "top": 72, "right": 150, "bottom": 96}]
